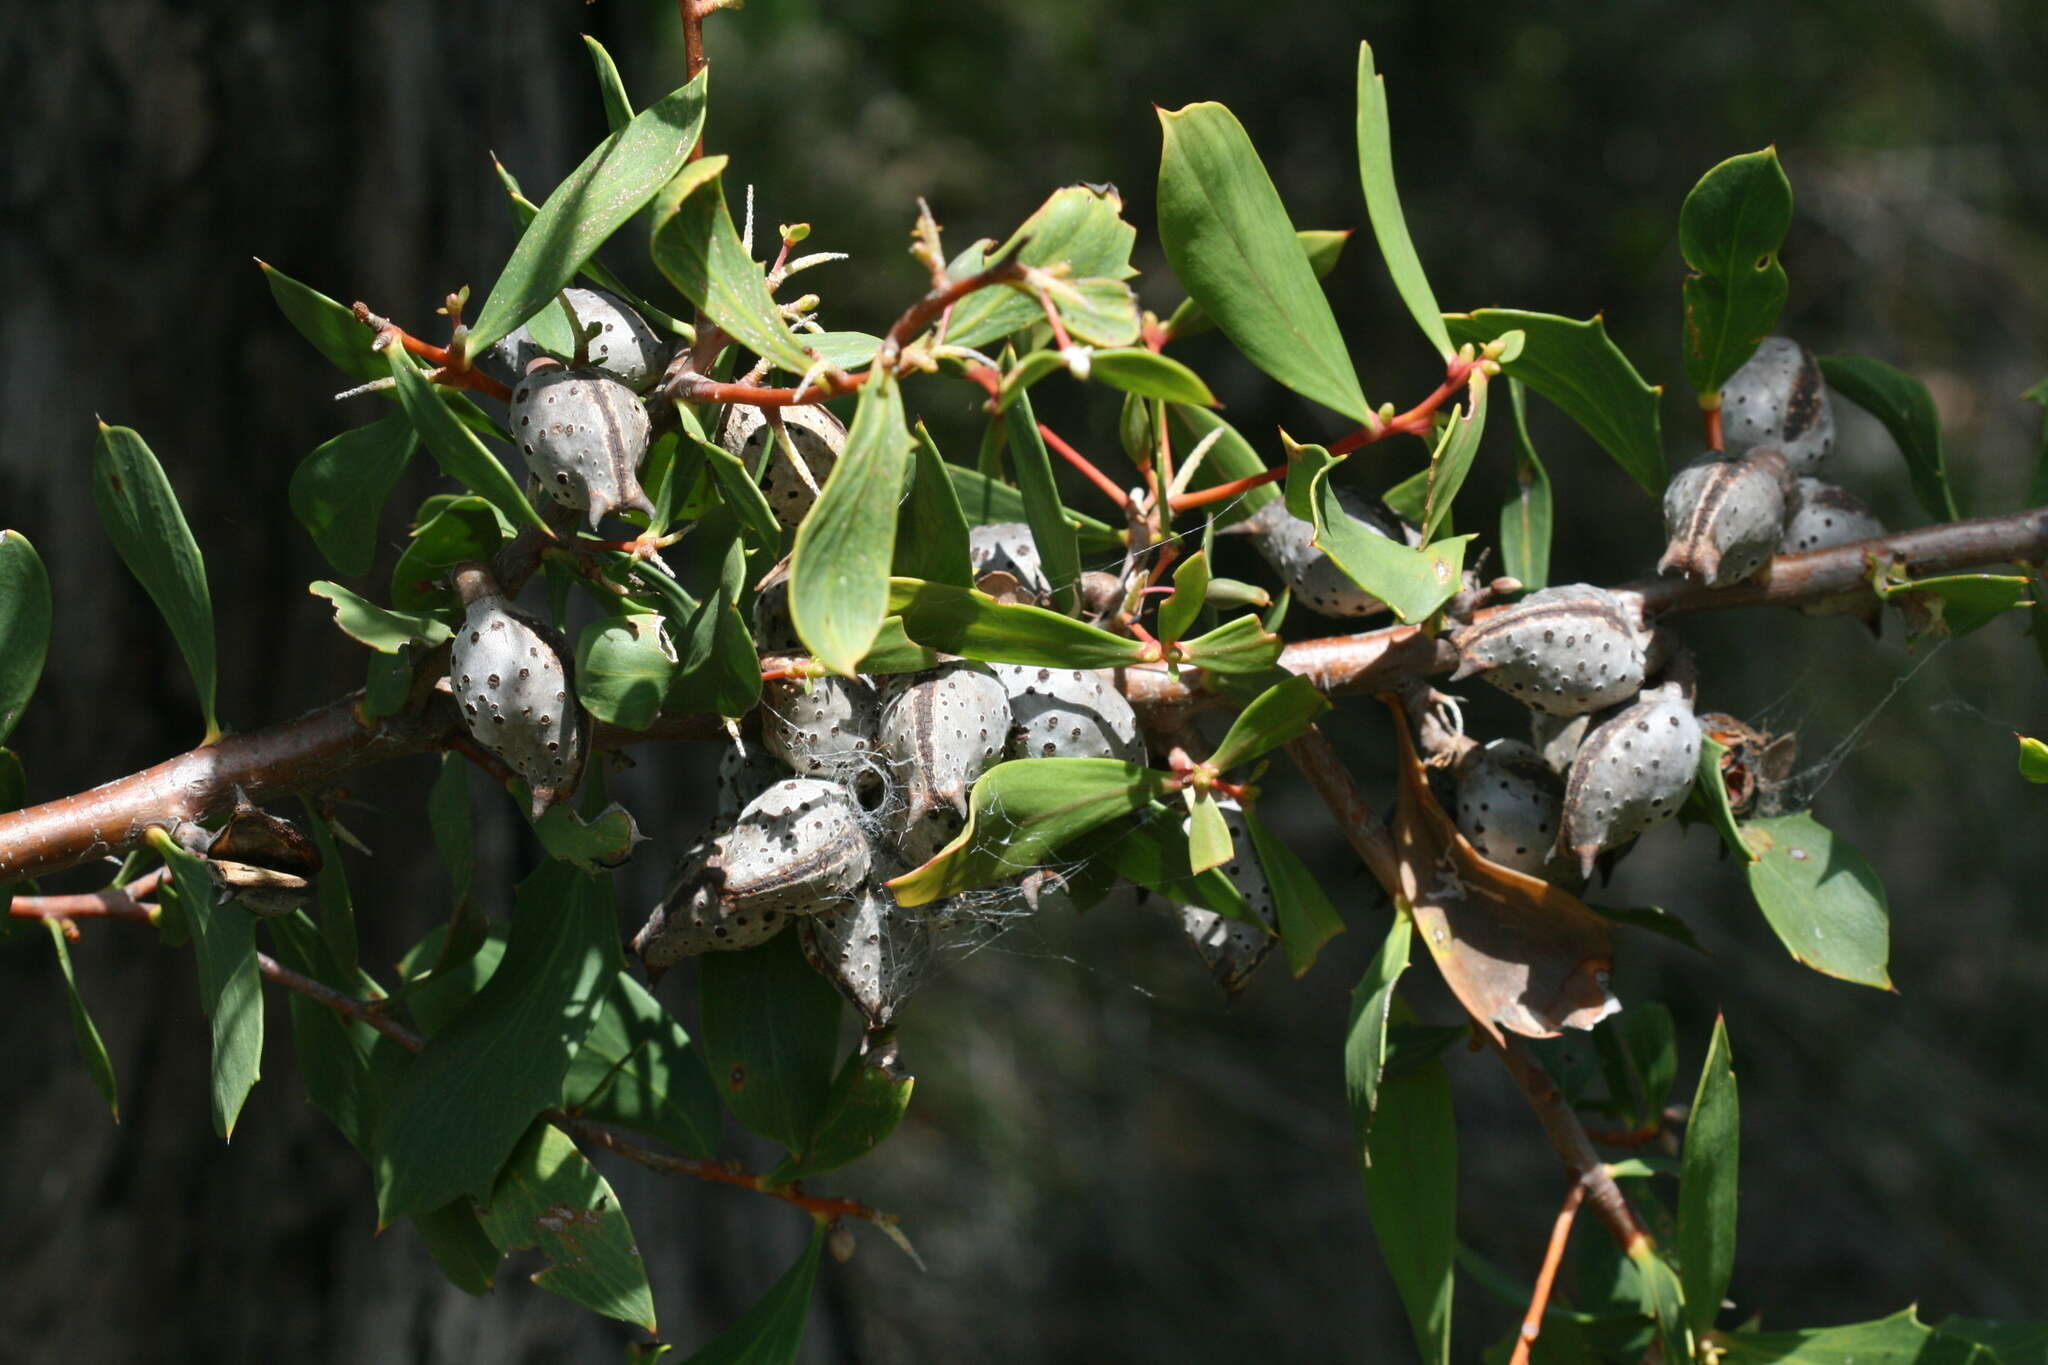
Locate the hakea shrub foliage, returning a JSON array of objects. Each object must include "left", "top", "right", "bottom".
[{"left": 4, "top": 16, "right": 2045, "bottom": 1364}]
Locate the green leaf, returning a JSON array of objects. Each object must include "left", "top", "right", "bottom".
[
  {"left": 373, "top": 862, "right": 618, "bottom": 1219},
  {"left": 1244, "top": 806, "right": 1345, "bottom": 976},
  {"left": 697, "top": 931, "right": 843, "bottom": 1152},
  {"left": 889, "top": 758, "right": 1175, "bottom": 906},
  {"left": 888, "top": 578, "right": 1144, "bottom": 669},
  {"left": 1355, "top": 43, "right": 1451, "bottom": 359},
  {"left": 648, "top": 154, "right": 814, "bottom": 375},
  {"left": 2020, "top": 735, "right": 2048, "bottom": 783},
  {"left": 895, "top": 424, "right": 975, "bottom": 589},
  {"left": 1821, "top": 353, "right": 1961, "bottom": 521},
  {"left": 679, "top": 1224, "right": 823, "bottom": 1365},
  {"left": 1741, "top": 812, "right": 1892, "bottom": 990},
  {"left": 1679, "top": 148, "right": 1794, "bottom": 397},
  {"left": 1717, "top": 1307, "right": 1968, "bottom": 1364},
  {"left": 793, "top": 331, "right": 883, "bottom": 371},
  {"left": 1693, "top": 736, "right": 1752, "bottom": 860},
  {"left": 1166, "top": 229, "right": 1349, "bottom": 340},
  {"left": 1630, "top": 1242, "right": 1692, "bottom": 1365},
  {"left": 1039, "top": 276, "right": 1142, "bottom": 349},
  {"left": 150, "top": 830, "right": 261, "bottom": 1137},
  {"left": 1937, "top": 1315, "right": 2048, "bottom": 1362},
  {"left": 1207, "top": 676, "right": 1328, "bottom": 772},
  {"left": 259, "top": 260, "right": 386, "bottom": 384},
  {"left": 1874, "top": 570, "right": 2030, "bottom": 640},
  {"left": 576, "top": 612, "right": 676, "bottom": 729},
  {"left": 266, "top": 915, "right": 379, "bottom": 1151},
  {"left": 392, "top": 496, "right": 510, "bottom": 610},
  {"left": 1420, "top": 387, "right": 1489, "bottom": 546},
  {"left": 309, "top": 581, "right": 452, "bottom": 653},
  {"left": 698, "top": 436, "right": 783, "bottom": 554},
  {"left": 289, "top": 413, "right": 418, "bottom": 578},
  {"left": 0, "top": 530, "right": 51, "bottom": 745},
  {"left": 1086, "top": 347, "right": 1217, "bottom": 406},
  {"left": 44, "top": 919, "right": 119, "bottom": 1120},
  {"left": 411, "top": 1198, "right": 503, "bottom": 1297},
  {"left": 581, "top": 34, "right": 634, "bottom": 132},
  {"left": 1176, "top": 613, "right": 1285, "bottom": 674},
  {"left": 93, "top": 424, "right": 219, "bottom": 741},
  {"left": 300, "top": 802, "right": 359, "bottom": 973},
  {"left": 942, "top": 184, "right": 1139, "bottom": 352},
  {"left": 791, "top": 372, "right": 917, "bottom": 674},
  {"left": 1156, "top": 103, "right": 1372, "bottom": 422},
  {"left": 1164, "top": 406, "right": 1282, "bottom": 526},
  {"left": 532, "top": 802, "right": 646, "bottom": 873},
  {"left": 1345, "top": 914, "right": 1413, "bottom": 1159},
  {"left": 1157, "top": 550, "right": 1211, "bottom": 647},
  {"left": 384, "top": 337, "right": 546, "bottom": 532},
  {"left": 1289, "top": 439, "right": 1467, "bottom": 622},
  {"left": 945, "top": 464, "right": 1124, "bottom": 551},
  {"left": 771, "top": 1052, "right": 914, "bottom": 1183},
  {"left": 1095, "top": 805, "right": 1267, "bottom": 929},
  {"left": 479, "top": 1121, "right": 657, "bottom": 1331},
  {"left": 1185, "top": 789, "right": 1234, "bottom": 874},
  {"left": 427, "top": 753, "right": 482, "bottom": 957},
  {"left": 1680, "top": 1016, "right": 1740, "bottom": 1339},
  {"left": 664, "top": 531, "right": 762, "bottom": 719},
  {"left": 1002, "top": 387, "right": 1086, "bottom": 615},
  {"left": 1447, "top": 311, "right": 1664, "bottom": 493},
  {"left": 1494, "top": 380, "right": 1554, "bottom": 590},
  {"left": 1361, "top": 1000, "right": 1456, "bottom": 1365},
  {"left": 463, "top": 72, "right": 709, "bottom": 360},
  {"left": 564, "top": 971, "right": 722, "bottom": 1159}
]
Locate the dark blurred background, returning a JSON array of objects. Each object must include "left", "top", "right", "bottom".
[{"left": 4, "top": 1, "right": 2046, "bottom": 1360}]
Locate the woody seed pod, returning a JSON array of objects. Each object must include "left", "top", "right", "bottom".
[
  {"left": 1780, "top": 477, "right": 1886, "bottom": 554},
  {"left": 480, "top": 288, "right": 668, "bottom": 392},
  {"left": 449, "top": 563, "right": 586, "bottom": 818},
  {"left": 508, "top": 363, "right": 655, "bottom": 531},
  {"left": 1658, "top": 448, "right": 1793, "bottom": 587},
  {"left": 633, "top": 838, "right": 791, "bottom": 970},
  {"left": 1559, "top": 682, "right": 1702, "bottom": 878},
  {"left": 876, "top": 662, "right": 1012, "bottom": 859},
  {"left": 989, "top": 662, "right": 1144, "bottom": 762},
  {"left": 1240, "top": 491, "right": 1399, "bottom": 619},
  {"left": 1454, "top": 739, "right": 1569, "bottom": 880},
  {"left": 799, "top": 882, "right": 931, "bottom": 1028},
  {"left": 1449, "top": 584, "right": 1648, "bottom": 717},
  {"left": 1721, "top": 336, "right": 1835, "bottom": 472},
  {"left": 1176, "top": 798, "right": 1277, "bottom": 994},
  {"left": 968, "top": 522, "right": 1055, "bottom": 606},
  {"left": 719, "top": 402, "right": 846, "bottom": 529},
  {"left": 719, "top": 778, "right": 871, "bottom": 916},
  {"left": 760, "top": 675, "right": 881, "bottom": 785},
  {"left": 1530, "top": 711, "right": 1591, "bottom": 776},
  {"left": 716, "top": 741, "right": 791, "bottom": 827}
]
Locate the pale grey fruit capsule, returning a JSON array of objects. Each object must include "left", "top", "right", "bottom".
[
  {"left": 760, "top": 675, "right": 881, "bottom": 785},
  {"left": 449, "top": 563, "right": 586, "bottom": 818},
  {"left": 1454, "top": 739, "right": 1567, "bottom": 879},
  {"left": 480, "top": 288, "right": 668, "bottom": 392},
  {"left": 1240, "top": 491, "right": 1395, "bottom": 619},
  {"left": 799, "top": 882, "right": 931, "bottom": 1028},
  {"left": 716, "top": 742, "right": 791, "bottom": 826},
  {"left": 508, "top": 363, "right": 655, "bottom": 531},
  {"left": 1449, "top": 584, "right": 1648, "bottom": 717},
  {"left": 1658, "top": 448, "right": 1793, "bottom": 587},
  {"left": 751, "top": 574, "right": 799, "bottom": 653},
  {"left": 633, "top": 839, "right": 791, "bottom": 970},
  {"left": 1721, "top": 336, "right": 1835, "bottom": 472},
  {"left": 989, "top": 662, "right": 1144, "bottom": 762},
  {"left": 968, "top": 522, "right": 1054, "bottom": 605},
  {"left": 1780, "top": 477, "right": 1886, "bottom": 554},
  {"left": 1560, "top": 682, "right": 1702, "bottom": 878},
  {"left": 1530, "top": 711, "right": 1591, "bottom": 776},
  {"left": 877, "top": 662, "right": 1012, "bottom": 860},
  {"left": 1176, "top": 799, "right": 1277, "bottom": 995},
  {"left": 720, "top": 778, "right": 870, "bottom": 916},
  {"left": 719, "top": 403, "right": 846, "bottom": 529}
]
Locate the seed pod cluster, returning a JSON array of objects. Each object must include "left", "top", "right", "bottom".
[
  {"left": 509, "top": 362, "right": 655, "bottom": 530},
  {"left": 1450, "top": 584, "right": 1649, "bottom": 717},
  {"left": 448, "top": 563, "right": 586, "bottom": 818},
  {"left": 1239, "top": 491, "right": 1404, "bottom": 619}
]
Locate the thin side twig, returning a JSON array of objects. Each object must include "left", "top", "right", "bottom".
[{"left": 1511, "top": 1181, "right": 1587, "bottom": 1365}]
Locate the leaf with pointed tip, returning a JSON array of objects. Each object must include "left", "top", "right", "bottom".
[
  {"left": 944, "top": 464, "right": 1124, "bottom": 551},
  {"left": 391, "top": 496, "right": 511, "bottom": 610},
  {"left": 770, "top": 1052, "right": 914, "bottom": 1184},
  {"left": 895, "top": 424, "right": 974, "bottom": 589},
  {"left": 575, "top": 611, "right": 675, "bottom": 729},
  {"left": 1741, "top": 812, "right": 1891, "bottom": 990},
  {"left": 1361, "top": 997, "right": 1456, "bottom": 1365},
  {"left": 1157, "top": 103, "right": 1371, "bottom": 422},
  {"left": 1157, "top": 550, "right": 1211, "bottom": 647},
  {"left": 1288, "top": 440, "right": 1466, "bottom": 623},
  {"left": 649, "top": 155, "right": 815, "bottom": 375},
  {"left": 1165, "top": 406, "right": 1281, "bottom": 526},
  {"left": 478, "top": 1121, "right": 656, "bottom": 1331},
  {"left": 490, "top": 157, "right": 683, "bottom": 340},
  {"left": 290, "top": 413, "right": 418, "bottom": 577},
  {"left": 2020, "top": 735, "right": 2048, "bottom": 783},
  {"left": 1822, "top": 353, "right": 1962, "bottom": 521},
  {"left": 1088, "top": 347, "right": 1217, "bottom": 407},
  {"left": 266, "top": 915, "right": 379, "bottom": 1151},
  {"left": 463, "top": 72, "right": 708, "bottom": 360},
  {"left": 0, "top": 530, "right": 51, "bottom": 745},
  {"left": 1177, "top": 613, "right": 1284, "bottom": 674},
  {"left": 563, "top": 971, "right": 722, "bottom": 1159},
  {"left": 581, "top": 34, "right": 634, "bottom": 132},
  {"left": 1630, "top": 1242, "right": 1692, "bottom": 1365},
  {"left": 792, "top": 331, "right": 882, "bottom": 371},
  {"left": 679, "top": 1223, "right": 824, "bottom": 1365},
  {"left": 1344, "top": 912, "right": 1413, "bottom": 1160},
  {"left": 1001, "top": 387, "right": 1085, "bottom": 615},
  {"left": 150, "top": 830, "right": 262, "bottom": 1138},
  {"left": 1496, "top": 379, "right": 1554, "bottom": 589},
  {"left": 1244, "top": 806, "right": 1345, "bottom": 975},
  {"left": 1208, "top": 676, "right": 1328, "bottom": 772},
  {"left": 411, "top": 1199, "right": 503, "bottom": 1297},
  {"left": 1167, "top": 229, "right": 1350, "bottom": 339},
  {"left": 1679, "top": 1016, "right": 1739, "bottom": 1339},
  {"left": 1093, "top": 804, "right": 1268, "bottom": 929},
  {"left": 1935, "top": 1315, "right": 2048, "bottom": 1362},
  {"left": 1356, "top": 43, "right": 1451, "bottom": 359},
  {"left": 309, "top": 582, "right": 451, "bottom": 654},
  {"left": 889, "top": 758, "right": 1175, "bottom": 906},
  {"left": 995, "top": 350, "right": 1067, "bottom": 413},
  {"left": 695, "top": 436, "right": 783, "bottom": 553},
  {"left": 1186, "top": 789, "right": 1233, "bottom": 874},
  {"left": 1875, "top": 570, "right": 2029, "bottom": 640},
  {"left": 1040, "top": 276, "right": 1141, "bottom": 349},
  {"left": 943, "top": 185, "right": 1139, "bottom": 351},
  {"left": 531, "top": 801, "right": 645, "bottom": 873},
  {"left": 1420, "top": 385, "right": 1489, "bottom": 546},
  {"left": 663, "top": 531, "right": 761, "bottom": 719},
  {"left": 45, "top": 919, "right": 119, "bottom": 1120},
  {"left": 383, "top": 338, "right": 545, "bottom": 532},
  {"left": 791, "top": 373, "right": 916, "bottom": 674},
  {"left": 1718, "top": 1308, "right": 1980, "bottom": 1364},
  {"left": 851, "top": 617, "right": 942, "bottom": 676},
  {"left": 698, "top": 932, "right": 842, "bottom": 1152},
  {"left": 93, "top": 424, "right": 219, "bottom": 740},
  {"left": 887, "top": 578, "right": 1144, "bottom": 669},
  {"left": 1679, "top": 148, "right": 1793, "bottom": 397}
]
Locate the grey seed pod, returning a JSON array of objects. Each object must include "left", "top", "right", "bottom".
[
  {"left": 508, "top": 364, "right": 655, "bottom": 531},
  {"left": 449, "top": 563, "right": 586, "bottom": 818},
  {"left": 479, "top": 288, "right": 668, "bottom": 392},
  {"left": 968, "top": 522, "right": 1055, "bottom": 606},
  {"left": 633, "top": 838, "right": 791, "bottom": 970},
  {"left": 719, "top": 403, "right": 846, "bottom": 529},
  {"left": 760, "top": 675, "right": 881, "bottom": 785},
  {"left": 1449, "top": 584, "right": 1648, "bottom": 717},
  {"left": 1530, "top": 711, "right": 1591, "bottom": 776},
  {"left": 989, "top": 662, "right": 1144, "bottom": 762},
  {"left": 720, "top": 778, "right": 870, "bottom": 916},
  {"left": 1658, "top": 448, "right": 1794, "bottom": 587},
  {"left": 895, "top": 803, "right": 969, "bottom": 869},
  {"left": 799, "top": 882, "right": 931, "bottom": 1028},
  {"left": 716, "top": 742, "right": 791, "bottom": 826},
  {"left": 1780, "top": 477, "right": 1886, "bottom": 554},
  {"left": 752, "top": 573, "right": 799, "bottom": 653},
  {"left": 1240, "top": 491, "right": 1396, "bottom": 619},
  {"left": 1177, "top": 798, "right": 1277, "bottom": 994},
  {"left": 1560, "top": 682, "right": 1702, "bottom": 878},
  {"left": 1721, "top": 336, "right": 1835, "bottom": 472},
  {"left": 1454, "top": 739, "right": 1568, "bottom": 880},
  {"left": 877, "top": 662, "right": 1012, "bottom": 860}
]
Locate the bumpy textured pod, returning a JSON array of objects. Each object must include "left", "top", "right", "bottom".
[
  {"left": 1454, "top": 739, "right": 1569, "bottom": 880},
  {"left": 1449, "top": 584, "right": 1648, "bottom": 717},
  {"left": 1559, "top": 683, "right": 1702, "bottom": 877},
  {"left": 1240, "top": 491, "right": 1399, "bottom": 619},
  {"left": 508, "top": 364, "right": 654, "bottom": 530},
  {"left": 1721, "top": 336, "right": 1835, "bottom": 471},
  {"left": 716, "top": 742, "right": 791, "bottom": 826},
  {"left": 760, "top": 675, "right": 881, "bottom": 785},
  {"left": 877, "top": 662, "right": 1012, "bottom": 860},
  {"left": 480, "top": 288, "right": 668, "bottom": 391},
  {"left": 1177, "top": 799, "right": 1277, "bottom": 995},
  {"left": 799, "top": 882, "right": 931, "bottom": 1028},
  {"left": 719, "top": 778, "right": 871, "bottom": 916},
  {"left": 1529, "top": 711, "right": 1591, "bottom": 776},
  {"left": 449, "top": 563, "right": 586, "bottom": 818},
  {"left": 1780, "top": 477, "right": 1885, "bottom": 554},
  {"left": 968, "top": 522, "right": 1055, "bottom": 605},
  {"left": 719, "top": 403, "right": 846, "bottom": 529},
  {"left": 989, "top": 662, "right": 1144, "bottom": 762},
  {"left": 1658, "top": 448, "right": 1793, "bottom": 587},
  {"left": 633, "top": 839, "right": 792, "bottom": 970}
]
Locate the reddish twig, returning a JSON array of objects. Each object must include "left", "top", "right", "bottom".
[
  {"left": 1037, "top": 423, "right": 1131, "bottom": 509},
  {"left": 8, "top": 868, "right": 166, "bottom": 933},
  {"left": 1511, "top": 1181, "right": 1588, "bottom": 1365},
  {"left": 255, "top": 951, "right": 421, "bottom": 1053},
  {"left": 1328, "top": 356, "right": 1479, "bottom": 455},
  {"left": 351, "top": 304, "right": 513, "bottom": 401},
  {"left": 883, "top": 257, "right": 1029, "bottom": 356},
  {"left": 1169, "top": 462, "right": 1287, "bottom": 512}
]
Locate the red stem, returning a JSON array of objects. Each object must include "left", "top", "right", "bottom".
[
  {"left": 1037, "top": 423, "right": 1130, "bottom": 509},
  {"left": 1328, "top": 357, "right": 1476, "bottom": 456},
  {"left": 1169, "top": 462, "right": 1287, "bottom": 512},
  {"left": 1511, "top": 1181, "right": 1587, "bottom": 1365}
]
